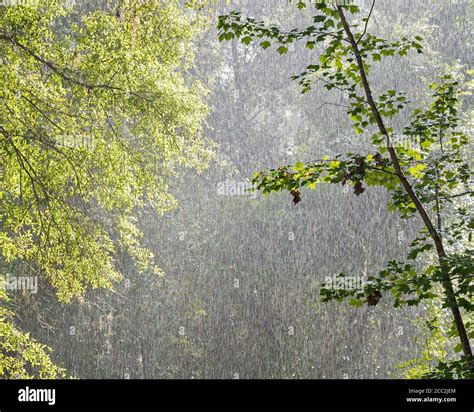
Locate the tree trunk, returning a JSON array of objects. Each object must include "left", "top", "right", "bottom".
[{"left": 336, "top": 6, "right": 472, "bottom": 363}]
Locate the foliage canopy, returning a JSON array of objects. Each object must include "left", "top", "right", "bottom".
[{"left": 0, "top": 0, "right": 211, "bottom": 377}]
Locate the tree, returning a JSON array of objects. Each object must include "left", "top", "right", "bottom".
[
  {"left": 13, "top": 0, "right": 424, "bottom": 379},
  {"left": 218, "top": 0, "right": 473, "bottom": 377},
  {"left": 0, "top": 0, "right": 211, "bottom": 377}
]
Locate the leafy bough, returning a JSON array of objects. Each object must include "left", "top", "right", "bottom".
[{"left": 219, "top": 1, "right": 473, "bottom": 375}]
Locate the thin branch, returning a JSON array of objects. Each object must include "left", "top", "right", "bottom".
[
  {"left": 315, "top": 101, "right": 350, "bottom": 110},
  {"left": 0, "top": 34, "right": 122, "bottom": 92},
  {"left": 366, "top": 165, "right": 398, "bottom": 176},
  {"left": 356, "top": 0, "right": 375, "bottom": 46},
  {"left": 444, "top": 191, "right": 473, "bottom": 199}
]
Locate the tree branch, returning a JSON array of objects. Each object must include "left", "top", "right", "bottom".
[{"left": 337, "top": 5, "right": 472, "bottom": 361}]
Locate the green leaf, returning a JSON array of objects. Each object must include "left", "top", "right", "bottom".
[
  {"left": 241, "top": 36, "right": 252, "bottom": 45},
  {"left": 297, "top": 1, "right": 306, "bottom": 9},
  {"left": 324, "top": 19, "right": 335, "bottom": 29}
]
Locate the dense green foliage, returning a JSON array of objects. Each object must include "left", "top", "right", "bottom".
[
  {"left": 0, "top": 0, "right": 211, "bottom": 377},
  {"left": 0, "top": 288, "right": 66, "bottom": 378}
]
